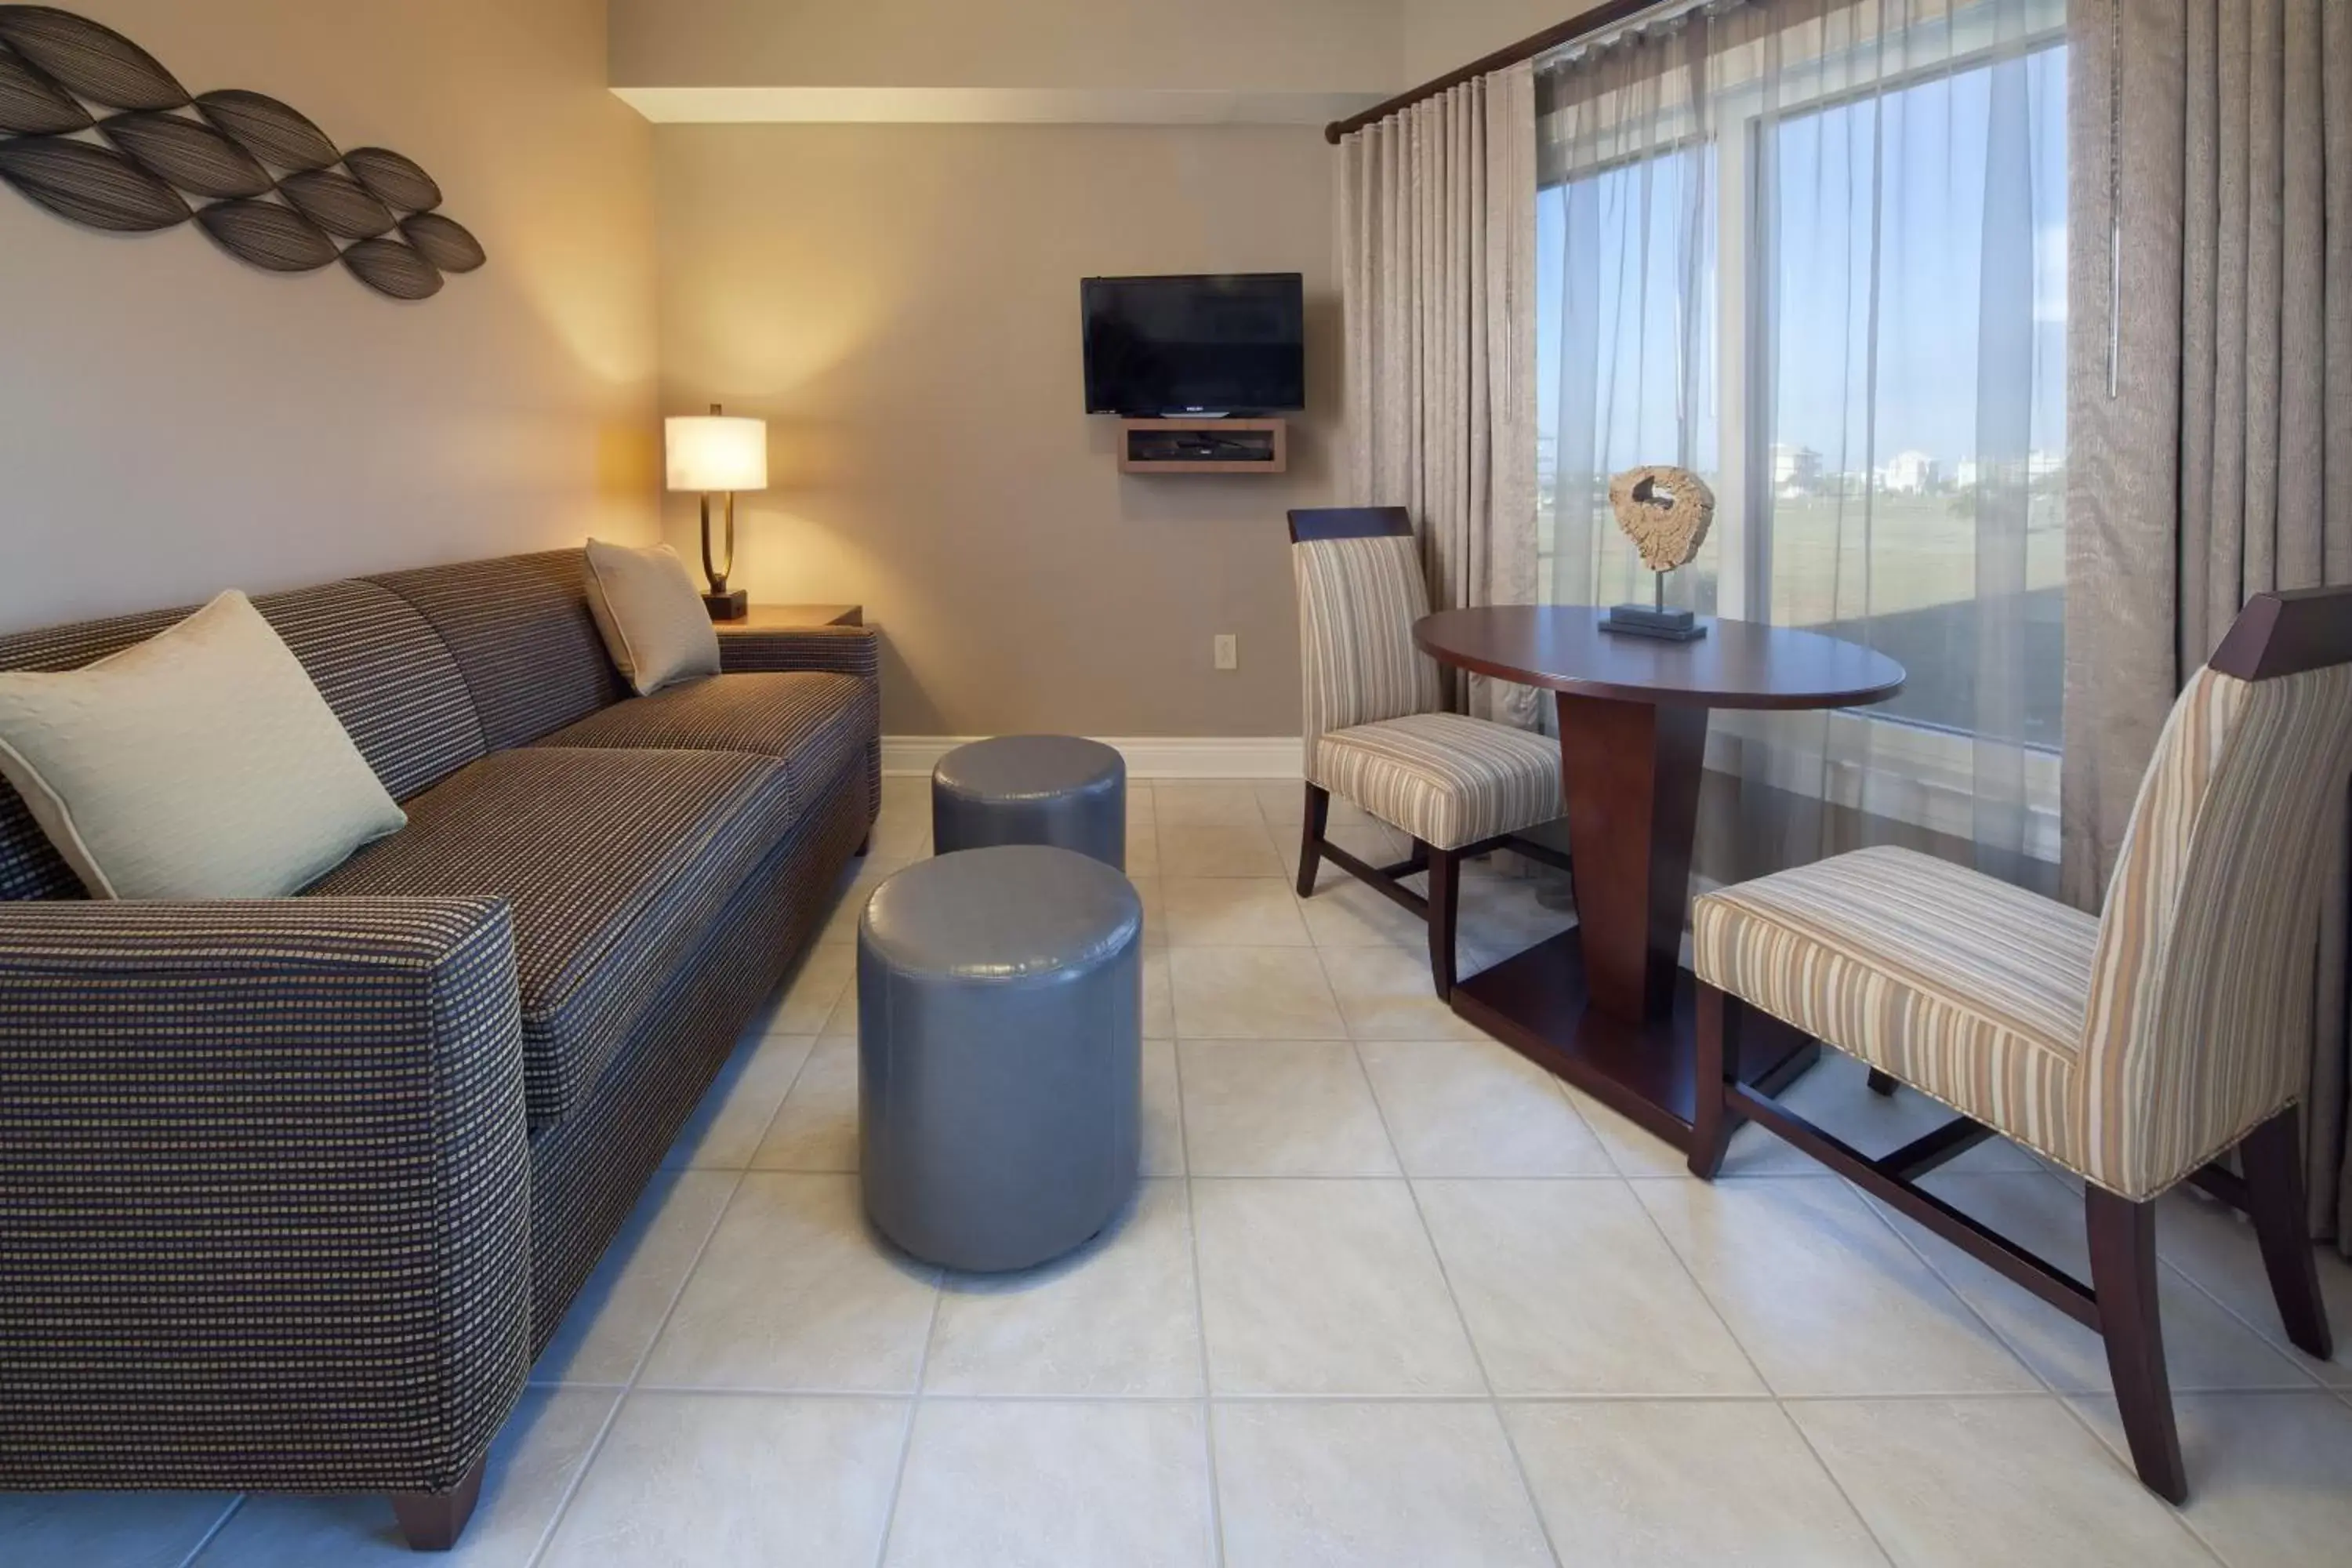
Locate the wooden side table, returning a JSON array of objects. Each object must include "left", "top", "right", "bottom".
[{"left": 713, "top": 604, "right": 863, "bottom": 630}]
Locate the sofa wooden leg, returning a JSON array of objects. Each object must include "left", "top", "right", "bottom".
[
  {"left": 1686, "top": 984, "right": 1746, "bottom": 1180},
  {"left": 2085, "top": 1187, "right": 2187, "bottom": 1504},
  {"left": 391, "top": 1455, "right": 486, "bottom": 1552},
  {"left": 1866, "top": 1069, "right": 1899, "bottom": 1097},
  {"left": 1296, "top": 783, "right": 1330, "bottom": 898},
  {"left": 1426, "top": 844, "right": 1459, "bottom": 1000},
  {"left": 2240, "top": 1105, "right": 2335, "bottom": 1360},
  {"left": 856, "top": 831, "right": 872, "bottom": 857}
]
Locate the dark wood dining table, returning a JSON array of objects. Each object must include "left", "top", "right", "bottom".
[{"left": 1414, "top": 604, "right": 1906, "bottom": 1152}]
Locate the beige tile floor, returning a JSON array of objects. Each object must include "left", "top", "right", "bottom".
[{"left": 25, "top": 776, "right": 2352, "bottom": 1566}]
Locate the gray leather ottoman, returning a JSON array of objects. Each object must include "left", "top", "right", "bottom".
[
  {"left": 858, "top": 844, "right": 1142, "bottom": 1272},
  {"left": 932, "top": 735, "right": 1126, "bottom": 869}
]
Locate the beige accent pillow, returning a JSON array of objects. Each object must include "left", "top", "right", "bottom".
[
  {"left": 583, "top": 538, "right": 722, "bottom": 696},
  {"left": 0, "top": 591, "right": 406, "bottom": 900}
]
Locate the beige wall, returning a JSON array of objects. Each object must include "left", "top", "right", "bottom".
[
  {"left": 656, "top": 123, "right": 1335, "bottom": 736},
  {"left": 614, "top": 0, "right": 1612, "bottom": 96},
  {"left": 0, "top": 0, "right": 658, "bottom": 634},
  {"left": 1403, "top": 0, "right": 1613, "bottom": 84},
  {"left": 612, "top": 0, "right": 1402, "bottom": 93}
]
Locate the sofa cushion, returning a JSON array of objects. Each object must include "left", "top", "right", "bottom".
[
  {"left": 535, "top": 672, "right": 877, "bottom": 822},
  {"left": 311, "top": 746, "right": 797, "bottom": 1129},
  {"left": 0, "top": 592, "right": 408, "bottom": 900},
  {"left": 0, "top": 579, "right": 485, "bottom": 902},
  {"left": 582, "top": 539, "right": 721, "bottom": 696},
  {"left": 369, "top": 550, "right": 626, "bottom": 753}
]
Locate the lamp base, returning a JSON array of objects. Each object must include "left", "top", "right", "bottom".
[
  {"left": 702, "top": 589, "right": 748, "bottom": 621},
  {"left": 1599, "top": 604, "right": 1707, "bottom": 641}
]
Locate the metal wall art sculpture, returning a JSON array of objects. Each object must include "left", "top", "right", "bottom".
[{"left": 0, "top": 6, "right": 484, "bottom": 300}]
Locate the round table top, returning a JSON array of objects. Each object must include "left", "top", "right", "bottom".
[{"left": 1414, "top": 604, "right": 1906, "bottom": 711}]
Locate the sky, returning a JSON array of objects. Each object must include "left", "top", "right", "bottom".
[{"left": 1536, "top": 41, "right": 2070, "bottom": 481}]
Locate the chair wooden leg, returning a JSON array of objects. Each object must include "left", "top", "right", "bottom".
[
  {"left": 2085, "top": 1188, "right": 2187, "bottom": 1504},
  {"left": 1866, "top": 1069, "right": 1899, "bottom": 1097},
  {"left": 1426, "top": 844, "right": 1459, "bottom": 1000},
  {"left": 1296, "top": 783, "right": 1330, "bottom": 898},
  {"left": 1686, "top": 984, "right": 1747, "bottom": 1180},
  {"left": 2239, "top": 1105, "right": 2336, "bottom": 1360},
  {"left": 391, "top": 1455, "right": 486, "bottom": 1552}
]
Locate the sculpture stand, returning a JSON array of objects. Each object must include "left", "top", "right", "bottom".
[{"left": 1601, "top": 573, "right": 1707, "bottom": 642}]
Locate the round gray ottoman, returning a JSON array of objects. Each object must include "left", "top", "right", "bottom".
[
  {"left": 932, "top": 735, "right": 1126, "bottom": 870},
  {"left": 858, "top": 844, "right": 1142, "bottom": 1272}
]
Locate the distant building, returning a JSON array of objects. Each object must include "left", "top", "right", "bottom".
[
  {"left": 1880, "top": 450, "right": 1939, "bottom": 495},
  {"left": 1769, "top": 443, "right": 1822, "bottom": 496},
  {"left": 1953, "top": 451, "right": 2067, "bottom": 492}
]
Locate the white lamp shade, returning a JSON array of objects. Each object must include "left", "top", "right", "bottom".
[{"left": 665, "top": 415, "right": 769, "bottom": 492}]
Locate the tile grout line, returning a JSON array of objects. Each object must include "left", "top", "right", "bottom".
[
  {"left": 1777, "top": 1164, "right": 2238, "bottom": 1562},
  {"left": 1772, "top": 1407, "right": 1900, "bottom": 1568},
  {"left": 1850, "top": 1169, "right": 2079, "bottom": 1405},
  {"left": 1608, "top": 1162, "right": 1907, "bottom": 1567},
  {"left": 526, "top": 1154, "right": 755, "bottom": 1568},
  {"left": 1353, "top": 1042, "right": 1566, "bottom": 1568},
  {"left": 591, "top": 1381, "right": 2279, "bottom": 1406},
  {"left": 2040, "top": 1384, "right": 2236, "bottom": 1568},
  {"left": 1173, "top": 1022, "right": 1232, "bottom": 1568},
  {"left": 171, "top": 1494, "right": 245, "bottom": 1568},
  {"left": 519, "top": 1380, "right": 632, "bottom": 1568},
  {"left": 2135, "top": 1200, "right": 2345, "bottom": 1392},
  {"left": 869, "top": 1264, "right": 947, "bottom": 1568},
  {"left": 829, "top": 837, "right": 939, "bottom": 1568},
  {"left": 1923, "top": 1174, "right": 2328, "bottom": 1395}
]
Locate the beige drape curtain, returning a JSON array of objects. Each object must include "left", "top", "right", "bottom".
[
  {"left": 2063, "top": 0, "right": 2352, "bottom": 1243},
  {"left": 1337, "top": 61, "right": 1543, "bottom": 729}
]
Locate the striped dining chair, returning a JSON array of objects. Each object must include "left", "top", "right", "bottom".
[
  {"left": 1685, "top": 585, "right": 2352, "bottom": 1504},
  {"left": 1288, "top": 507, "right": 1569, "bottom": 998}
]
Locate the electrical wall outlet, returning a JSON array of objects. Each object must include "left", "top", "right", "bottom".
[{"left": 1214, "top": 633, "right": 1239, "bottom": 670}]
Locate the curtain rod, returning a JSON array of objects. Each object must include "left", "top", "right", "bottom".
[{"left": 1323, "top": 0, "right": 1687, "bottom": 143}]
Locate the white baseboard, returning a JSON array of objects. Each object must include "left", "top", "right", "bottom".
[{"left": 883, "top": 735, "right": 1303, "bottom": 780}]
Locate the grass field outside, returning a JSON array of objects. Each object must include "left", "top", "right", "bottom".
[{"left": 1541, "top": 485, "right": 2067, "bottom": 750}]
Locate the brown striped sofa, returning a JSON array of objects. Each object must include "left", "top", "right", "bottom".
[{"left": 0, "top": 549, "right": 880, "bottom": 1548}]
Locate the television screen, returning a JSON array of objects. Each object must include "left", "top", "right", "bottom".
[{"left": 1082, "top": 273, "right": 1305, "bottom": 416}]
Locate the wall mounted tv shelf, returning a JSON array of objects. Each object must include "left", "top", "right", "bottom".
[{"left": 1117, "top": 419, "right": 1288, "bottom": 475}]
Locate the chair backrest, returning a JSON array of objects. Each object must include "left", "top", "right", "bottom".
[
  {"left": 1287, "top": 508, "right": 1443, "bottom": 770},
  {"left": 2078, "top": 586, "right": 2352, "bottom": 1198}
]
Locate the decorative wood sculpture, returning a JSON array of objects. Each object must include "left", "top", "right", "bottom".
[
  {"left": 1609, "top": 466, "right": 1716, "bottom": 573},
  {"left": 1602, "top": 465, "right": 1716, "bottom": 641},
  {"left": 0, "top": 6, "right": 484, "bottom": 300}
]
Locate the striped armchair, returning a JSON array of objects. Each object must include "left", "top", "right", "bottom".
[
  {"left": 1288, "top": 508, "right": 1567, "bottom": 998},
  {"left": 1686, "top": 586, "right": 2352, "bottom": 1504}
]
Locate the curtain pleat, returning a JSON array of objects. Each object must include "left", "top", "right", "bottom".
[
  {"left": 1337, "top": 64, "right": 1541, "bottom": 730},
  {"left": 2063, "top": 0, "right": 2352, "bottom": 1244}
]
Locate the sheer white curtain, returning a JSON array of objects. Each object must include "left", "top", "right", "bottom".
[{"left": 1537, "top": 0, "right": 2069, "bottom": 888}]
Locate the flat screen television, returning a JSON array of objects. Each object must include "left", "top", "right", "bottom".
[{"left": 1082, "top": 273, "right": 1305, "bottom": 416}]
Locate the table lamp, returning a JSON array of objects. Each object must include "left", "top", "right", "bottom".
[{"left": 665, "top": 405, "right": 769, "bottom": 619}]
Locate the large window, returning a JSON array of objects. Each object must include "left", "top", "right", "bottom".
[
  {"left": 1764, "top": 45, "right": 2068, "bottom": 747},
  {"left": 1537, "top": 0, "right": 2068, "bottom": 858}
]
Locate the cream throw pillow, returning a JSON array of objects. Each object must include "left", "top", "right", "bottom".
[
  {"left": 0, "top": 591, "right": 406, "bottom": 900},
  {"left": 583, "top": 539, "right": 722, "bottom": 696}
]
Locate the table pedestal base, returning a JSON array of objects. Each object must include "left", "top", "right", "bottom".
[{"left": 1452, "top": 930, "right": 1818, "bottom": 1153}]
